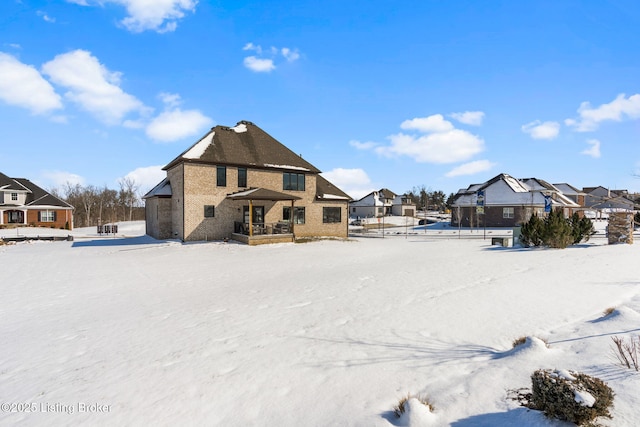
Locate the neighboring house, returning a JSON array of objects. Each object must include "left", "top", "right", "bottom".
[
  {"left": 0, "top": 171, "right": 74, "bottom": 229},
  {"left": 582, "top": 186, "right": 635, "bottom": 217},
  {"left": 450, "top": 173, "right": 580, "bottom": 228},
  {"left": 349, "top": 188, "right": 416, "bottom": 218},
  {"left": 552, "top": 183, "right": 586, "bottom": 207},
  {"left": 144, "top": 121, "right": 352, "bottom": 244}
]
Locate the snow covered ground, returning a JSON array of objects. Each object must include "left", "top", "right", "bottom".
[{"left": 1, "top": 221, "right": 639, "bottom": 426}]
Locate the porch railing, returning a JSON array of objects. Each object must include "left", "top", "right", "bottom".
[{"left": 234, "top": 221, "right": 291, "bottom": 235}]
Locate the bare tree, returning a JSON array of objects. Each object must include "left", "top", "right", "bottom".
[{"left": 118, "top": 177, "right": 140, "bottom": 222}]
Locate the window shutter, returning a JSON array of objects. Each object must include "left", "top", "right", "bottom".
[
  {"left": 38, "top": 211, "right": 41, "bottom": 222},
  {"left": 53, "top": 211, "right": 57, "bottom": 222}
]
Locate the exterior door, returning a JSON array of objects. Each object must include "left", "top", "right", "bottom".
[
  {"left": 243, "top": 206, "right": 264, "bottom": 224},
  {"left": 8, "top": 210, "right": 24, "bottom": 224}
]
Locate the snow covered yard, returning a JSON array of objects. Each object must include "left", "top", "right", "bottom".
[{"left": 1, "top": 223, "right": 639, "bottom": 426}]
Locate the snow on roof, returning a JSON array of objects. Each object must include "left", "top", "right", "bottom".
[
  {"left": 263, "top": 164, "right": 311, "bottom": 171},
  {"left": 143, "top": 178, "right": 172, "bottom": 198},
  {"left": 503, "top": 174, "right": 529, "bottom": 192},
  {"left": 318, "top": 194, "right": 350, "bottom": 200},
  {"left": 183, "top": 131, "right": 215, "bottom": 159},
  {"left": 231, "top": 123, "right": 247, "bottom": 133}
]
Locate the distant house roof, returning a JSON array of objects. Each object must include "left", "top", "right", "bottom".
[
  {"left": 14, "top": 178, "right": 74, "bottom": 209},
  {"left": 452, "top": 173, "right": 579, "bottom": 208},
  {"left": 164, "top": 121, "right": 321, "bottom": 173},
  {"left": 379, "top": 188, "right": 397, "bottom": 200},
  {"left": 0, "top": 173, "right": 73, "bottom": 209},
  {"left": 0, "top": 171, "right": 30, "bottom": 192},
  {"left": 553, "top": 183, "right": 584, "bottom": 196}
]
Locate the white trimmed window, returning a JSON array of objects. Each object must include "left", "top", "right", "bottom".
[
  {"left": 503, "top": 207, "right": 514, "bottom": 219},
  {"left": 40, "top": 210, "right": 56, "bottom": 222},
  {"left": 11, "top": 193, "right": 18, "bottom": 201}
]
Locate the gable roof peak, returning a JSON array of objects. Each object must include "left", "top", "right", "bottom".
[{"left": 164, "top": 121, "right": 321, "bottom": 173}]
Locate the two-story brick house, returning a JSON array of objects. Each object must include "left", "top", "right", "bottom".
[
  {"left": 0, "top": 171, "right": 74, "bottom": 229},
  {"left": 144, "top": 121, "right": 352, "bottom": 244}
]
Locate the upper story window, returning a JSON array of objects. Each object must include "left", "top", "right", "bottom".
[
  {"left": 283, "top": 172, "right": 305, "bottom": 191},
  {"left": 503, "top": 207, "right": 514, "bottom": 218},
  {"left": 11, "top": 193, "right": 18, "bottom": 201},
  {"left": 217, "top": 166, "right": 227, "bottom": 187},
  {"left": 238, "top": 167, "right": 247, "bottom": 188}
]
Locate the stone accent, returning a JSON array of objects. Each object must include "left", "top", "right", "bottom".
[{"left": 607, "top": 212, "right": 633, "bottom": 244}]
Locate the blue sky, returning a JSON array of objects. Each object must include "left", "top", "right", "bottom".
[{"left": 1, "top": 0, "right": 639, "bottom": 199}]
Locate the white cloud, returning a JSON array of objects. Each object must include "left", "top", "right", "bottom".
[
  {"left": 158, "top": 92, "right": 182, "bottom": 108},
  {"left": 321, "top": 168, "right": 374, "bottom": 201},
  {"left": 243, "top": 56, "right": 275, "bottom": 73},
  {"left": 521, "top": 120, "right": 560, "bottom": 140},
  {"left": 145, "top": 109, "right": 212, "bottom": 142},
  {"left": 42, "top": 170, "right": 85, "bottom": 188},
  {"left": 0, "top": 52, "right": 63, "bottom": 115},
  {"left": 357, "top": 113, "right": 485, "bottom": 164},
  {"left": 349, "top": 140, "right": 379, "bottom": 150},
  {"left": 400, "top": 114, "right": 454, "bottom": 133},
  {"left": 41, "top": 49, "right": 147, "bottom": 125},
  {"left": 281, "top": 48, "right": 300, "bottom": 62},
  {"left": 122, "top": 165, "right": 166, "bottom": 194},
  {"left": 445, "top": 160, "right": 496, "bottom": 177},
  {"left": 74, "top": 0, "right": 197, "bottom": 33},
  {"left": 565, "top": 93, "right": 640, "bottom": 132},
  {"left": 449, "top": 111, "right": 484, "bottom": 126},
  {"left": 242, "top": 43, "right": 261, "bottom": 54},
  {"left": 242, "top": 43, "right": 300, "bottom": 72},
  {"left": 581, "top": 139, "right": 601, "bottom": 158},
  {"left": 37, "top": 11, "right": 56, "bottom": 23}
]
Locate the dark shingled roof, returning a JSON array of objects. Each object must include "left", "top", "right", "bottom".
[
  {"left": 316, "top": 175, "right": 352, "bottom": 201},
  {"left": 13, "top": 178, "right": 74, "bottom": 208},
  {"left": 0, "top": 171, "right": 30, "bottom": 191},
  {"left": 226, "top": 188, "right": 302, "bottom": 201},
  {"left": 164, "top": 121, "right": 321, "bottom": 173}
]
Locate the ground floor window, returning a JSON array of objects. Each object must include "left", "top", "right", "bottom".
[
  {"left": 323, "top": 207, "right": 341, "bottom": 223},
  {"left": 39, "top": 210, "right": 56, "bottom": 222},
  {"left": 503, "top": 207, "right": 514, "bottom": 219},
  {"left": 283, "top": 206, "right": 305, "bottom": 224},
  {"left": 204, "top": 205, "right": 215, "bottom": 218},
  {"left": 8, "top": 210, "right": 24, "bottom": 223}
]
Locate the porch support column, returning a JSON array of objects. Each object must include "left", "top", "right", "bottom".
[
  {"left": 290, "top": 200, "right": 294, "bottom": 236},
  {"left": 249, "top": 199, "right": 254, "bottom": 237},
  {"left": 22, "top": 209, "right": 28, "bottom": 224},
  {"left": 0, "top": 209, "right": 3, "bottom": 225}
]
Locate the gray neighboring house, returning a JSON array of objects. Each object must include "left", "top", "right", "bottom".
[
  {"left": 582, "top": 186, "right": 635, "bottom": 217},
  {"left": 349, "top": 188, "right": 416, "bottom": 218},
  {"left": 451, "top": 173, "right": 580, "bottom": 227}
]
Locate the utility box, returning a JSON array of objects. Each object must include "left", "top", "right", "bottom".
[{"left": 491, "top": 237, "right": 511, "bottom": 247}]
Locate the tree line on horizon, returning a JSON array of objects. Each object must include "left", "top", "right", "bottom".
[
  {"left": 50, "top": 177, "right": 144, "bottom": 228},
  {"left": 404, "top": 186, "right": 456, "bottom": 212}
]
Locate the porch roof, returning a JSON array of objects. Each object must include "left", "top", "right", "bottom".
[{"left": 226, "top": 188, "right": 302, "bottom": 201}]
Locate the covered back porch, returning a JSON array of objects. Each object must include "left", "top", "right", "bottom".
[{"left": 226, "top": 188, "right": 301, "bottom": 245}]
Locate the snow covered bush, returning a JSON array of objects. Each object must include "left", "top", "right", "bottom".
[
  {"left": 530, "top": 369, "right": 614, "bottom": 425},
  {"left": 393, "top": 393, "right": 434, "bottom": 417}
]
